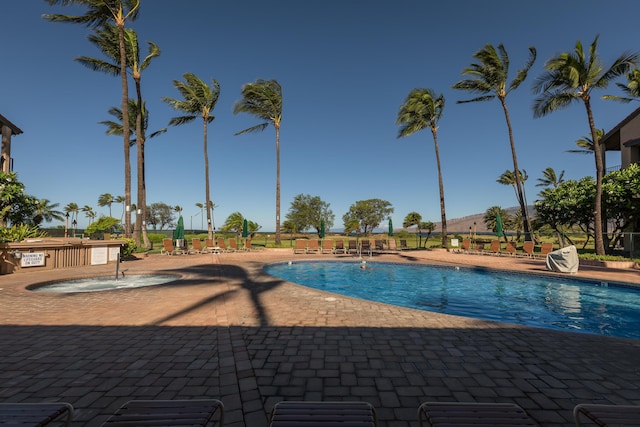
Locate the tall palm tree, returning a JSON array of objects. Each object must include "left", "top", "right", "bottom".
[
  {"left": 453, "top": 44, "right": 536, "bottom": 241},
  {"left": 403, "top": 211, "right": 423, "bottom": 247},
  {"left": 536, "top": 167, "right": 565, "bottom": 189},
  {"left": 532, "top": 35, "right": 638, "bottom": 255},
  {"left": 44, "top": 0, "right": 140, "bottom": 238},
  {"left": 82, "top": 205, "right": 96, "bottom": 224},
  {"left": 64, "top": 202, "right": 80, "bottom": 224},
  {"left": 233, "top": 79, "right": 283, "bottom": 245},
  {"left": 497, "top": 169, "right": 530, "bottom": 209},
  {"left": 396, "top": 88, "right": 448, "bottom": 247},
  {"left": 98, "top": 193, "right": 114, "bottom": 216},
  {"left": 163, "top": 73, "right": 220, "bottom": 239},
  {"left": 76, "top": 23, "right": 161, "bottom": 248}
]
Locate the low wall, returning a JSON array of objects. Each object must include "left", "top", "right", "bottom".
[{"left": 0, "top": 238, "right": 125, "bottom": 274}]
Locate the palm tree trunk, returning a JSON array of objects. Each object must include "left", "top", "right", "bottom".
[
  {"left": 431, "top": 127, "right": 447, "bottom": 247},
  {"left": 584, "top": 100, "right": 606, "bottom": 255},
  {"left": 117, "top": 22, "right": 132, "bottom": 238},
  {"left": 500, "top": 98, "right": 531, "bottom": 240},
  {"left": 203, "top": 118, "right": 213, "bottom": 240},
  {"left": 134, "top": 78, "right": 150, "bottom": 249},
  {"left": 275, "top": 123, "right": 281, "bottom": 245}
]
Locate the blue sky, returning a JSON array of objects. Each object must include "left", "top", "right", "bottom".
[{"left": 3, "top": 0, "right": 640, "bottom": 232}]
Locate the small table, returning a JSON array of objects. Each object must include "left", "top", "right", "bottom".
[
  {"left": 0, "top": 402, "right": 74, "bottom": 426},
  {"left": 101, "top": 399, "right": 224, "bottom": 426},
  {"left": 574, "top": 403, "right": 640, "bottom": 426}
]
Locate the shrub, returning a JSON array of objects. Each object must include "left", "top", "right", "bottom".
[
  {"left": 120, "top": 238, "right": 137, "bottom": 258},
  {"left": 0, "top": 224, "right": 48, "bottom": 242}
]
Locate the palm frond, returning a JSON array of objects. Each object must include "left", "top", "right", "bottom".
[
  {"left": 235, "top": 123, "right": 269, "bottom": 135},
  {"left": 532, "top": 90, "right": 577, "bottom": 118},
  {"left": 167, "top": 115, "right": 197, "bottom": 126}
]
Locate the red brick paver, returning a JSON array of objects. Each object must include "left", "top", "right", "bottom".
[{"left": 0, "top": 249, "right": 639, "bottom": 426}]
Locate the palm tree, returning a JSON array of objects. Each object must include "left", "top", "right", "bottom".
[
  {"left": 33, "top": 199, "right": 64, "bottom": 226},
  {"left": 484, "top": 206, "right": 509, "bottom": 242},
  {"left": 163, "top": 73, "right": 220, "bottom": 240},
  {"left": 114, "top": 195, "right": 125, "bottom": 221},
  {"left": 195, "top": 202, "right": 204, "bottom": 231},
  {"left": 64, "top": 202, "right": 80, "bottom": 225},
  {"left": 453, "top": 44, "right": 536, "bottom": 241},
  {"left": 44, "top": 0, "right": 140, "bottom": 238},
  {"left": 403, "top": 211, "right": 423, "bottom": 247},
  {"left": 82, "top": 205, "right": 96, "bottom": 224},
  {"left": 98, "top": 193, "right": 114, "bottom": 216},
  {"left": 233, "top": 79, "right": 283, "bottom": 245},
  {"left": 536, "top": 167, "right": 565, "bottom": 189},
  {"left": 396, "top": 88, "right": 448, "bottom": 247},
  {"left": 76, "top": 23, "right": 161, "bottom": 248},
  {"left": 604, "top": 68, "right": 640, "bottom": 102},
  {"left": 532, "top": 35, "right": 638, "bottom": 255}
]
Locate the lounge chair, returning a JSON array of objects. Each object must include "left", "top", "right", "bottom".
[
  {"left": 217, "top": 237, "right": 232, "bottom": 252},
  {"left": 0, "top": 402, "right": 74, "bottom": 427},
  {"left": 374, "top": 240, "right": 385, "bottom": 253},
  {"left": 348, "top": 240, "right": 359, "bottom": 255},
  {"left": 205, "top": 238, "right": 218, "bottom": 252},
  {"left": 190, "top": 238, "right": 205, "bottom": 254},
  {"left": 484, "top": 240, "right": 501, "bottom": 256},
  {"left": 306, "top": 239, "right": 321, "bottom": 254},
  {"left": 228, "top": 239, "right": 240, "bottom": 251},
  {"left": 102, "top": 399, "right": 224, "bottom": 426},
  {"left": 417, "top": 402, "right": 538, "bottom": 427},
  {"left": 388, "top": 238, "right": 398, "bottom": 252},
  {"left": 244, "top": 239, "right": 260, "bottom": 251},
  {"left": 269, "top": 401, "right": 377, "bottom": 427},
  {"left": 322, "top": 239, "right": 334, "bottom": 254},
  {"left": 457, "top": 239, "right": 471, "bottom": 253},
  {"left": 399, "top": 239, "right": 409, "bottom": 250},
  {"left": 334, "top": 239, "right": 346, "bottom": 254},
  {"left": 522, "top": 241, "right": 535, "bottom": 258},
  {"left": 294, "top": 239, "right": 307, "bottom": 254},
  {"left": 161, "top": 238, "right": 185, "bottom": 255},
  {"left": 573, "top": 403, "right": 640, "bottom": 427},
  {"left": 504, "top": 241, "right": 518, "bottom": 256},
  {"left": 360, "top": 240, "right": 372, "bottom": 257},
  {"left": 540, "top": 242, "right": 554, "bottom": 256}
]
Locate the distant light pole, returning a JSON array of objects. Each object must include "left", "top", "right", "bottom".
[
  {"left": 64, "top": 212, "right": 69, "bottom": 238},
  {"left": 72, "top": 219, "right": 77, "bottom": 238}
]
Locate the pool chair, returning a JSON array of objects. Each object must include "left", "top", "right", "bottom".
[
  {"left": 217, "top": 237, "right": 232, "bottom": 252},
  {"left": 190, "top": 238, "right": 208, "bottom": 254},
  {"left": 388, "top": 238, "right": 398, "bottom": 252},
  {"left": 101, "top": 399, "right": 224, "bottom": 426},
  {"left": 243, "top": 239, "right": 260, "bottom": 251},
  {"left": 294, "top": 239, "right": 307, "bottom": 254},
  {"left": 334, "top": 239, "right": 346, "bottom": 254},
  {"left": 374, "top": 240, "right": 385, "bottom": 253},
  {"left": 540, "top": 242, "right": 554, "bottom": 257},
  {"left": 521, "top": 241, "right": 535, "bottom": 258},
  {"left": 504, "top": 241, "right": 518, "bottom": 256},
  {"left": 399, "top": 239, "right": 409, "bottom": 250},
  {"left": 322, "top": 239, "right": 334, "bottom": 254},
  {"left": 228, "top": 239, "right": 240, "bottom": 251},
  {"left": 307, "top": 239, "right": 321, "bottom": 254},
  {"left": 484, "top": 240, "right": 502, "bottom": 256},
  {"left": 573, "top": 403, "right": 640, "bottom": 426},
  {"left": 269, "top": 401, "right": 377, "bottom": 427},
  {"left": 360, "top": 240, "right": 372, "bottom": 257},
  {"left": 205, "top": 238, "right": 218, "bottom": 252},
  {"left": 161, "top": 238, "right": 185, "bottom": 255},
  {"left": 348, "top": 240, "right": 359, "bottom": 255},
  {"left": 418, "top": 402, "right": 538, "bottom": 427},
  {"left": 0, "top": 402, "right": 74, "bottom": 426}
]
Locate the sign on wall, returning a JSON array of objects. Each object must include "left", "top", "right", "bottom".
[
  {"left": 20, "top": 252, "right": 46, "bottom": 267},
  {"left": 91, "top": 246, "right": 108, "bottom": 265}
]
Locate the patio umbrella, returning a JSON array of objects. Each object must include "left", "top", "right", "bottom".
[
  {"left": 495, "top": 213, "right": 504, "bottom": 237},
  {"left": 173, "top": 215, "right": 185, "bottom": 247},
  {"left": 242, "top": 218, "right": 248, "bottom": 238},
  {"left": 319, "top": 219, "right": 325, "bottom": 239},
  {"left": 388, "top": 218, "right": 394, "bottom": 236}
]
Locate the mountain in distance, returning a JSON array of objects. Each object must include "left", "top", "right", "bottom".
[{"left": 430, "top": 206, "right": 534, "bottom": 234}]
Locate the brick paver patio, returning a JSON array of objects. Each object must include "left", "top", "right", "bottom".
[{"left": 1, "top": 248, "right": 639, "bottom": 426}]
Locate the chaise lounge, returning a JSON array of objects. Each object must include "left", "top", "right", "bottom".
[
  {"left": 269, "top": 401, "right": 377, "bottom": 427},
  {"left": 418, "top": 402, "right": 538, "bottom": 426},
  {"left": 101, "top": 399, "right": 224, "bottom": 426}
]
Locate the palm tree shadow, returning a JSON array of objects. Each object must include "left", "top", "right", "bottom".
[{"left": 150, "top": 263, "right": 284, "bottom": 327}]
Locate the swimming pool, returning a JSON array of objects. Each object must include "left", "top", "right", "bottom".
[{"left": 265, "top": 261, "right": 640, "bottom": 340}]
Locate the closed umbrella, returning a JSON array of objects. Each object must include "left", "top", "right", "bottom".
[
  {"left": 173, "top": 215, "right": 185, "bottom": 248},
  {"left": 242, "top": 218, "right": 248, "bottom": 238},
  {"left": 388, "top": 218, "right": 394, "bottom": 236},
  {"left": 495, "top": 213, "right": 504, "bottom": 238},
  {"left": 319, "top": 219, "right": 325, "bottom": 239}
]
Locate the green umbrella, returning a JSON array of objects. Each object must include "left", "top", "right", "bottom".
[
  {"left": 173, "top": 215, "right": 185, "bottom": 247},
  {"left": 242, "top": 218, "right": 248, "bottom": 238},
  {"left": 319, "top": 219, "right": 325, "bottom": 239},
  {"left": 388, "top": 218, "right": 394, "bottom": 236},
  {"left": 495, "top": 213, "right": 504, "bottom": 237}
]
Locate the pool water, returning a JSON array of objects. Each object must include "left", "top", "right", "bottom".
[{"left": 265, "top": 261, "right": 640, "bottom": 340}]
